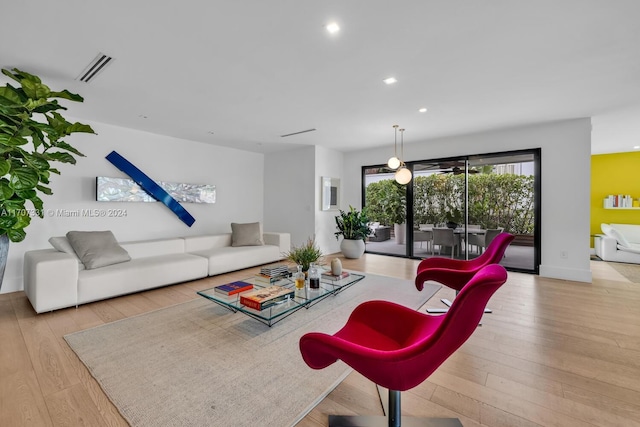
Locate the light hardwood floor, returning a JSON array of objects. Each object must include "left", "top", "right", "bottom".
[{"left": 1, "top": 255, "right": 639, "bottom": 426}]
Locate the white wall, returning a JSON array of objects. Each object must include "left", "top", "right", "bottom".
[
  {"left": 343, "top": 118, "right": 593, "bottom": 283},
  {"left": 263, "top": 146, "right": 315, "bottom": 249},
  {"left": 1, "top": 120, "right": 265, "bottom": 293},
  {"left": 314, "top": 146, "right": 344, "bottom": 255}
]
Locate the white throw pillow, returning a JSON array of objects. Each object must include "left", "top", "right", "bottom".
[
  {"left": 231, "top": 222, "right": 264, "bottom": 247},
  {"left": 48, "top": 236, "right": 85, "bottom": 270},
  {"left": 66, "top": 231, "right": 131, "bottom": 269}
]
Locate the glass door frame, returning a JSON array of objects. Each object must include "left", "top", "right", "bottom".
[{"left": 362, "top": 148, "right": 541, "bottom": 274}]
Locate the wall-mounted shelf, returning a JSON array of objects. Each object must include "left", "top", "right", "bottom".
[
  {"left": 603, "top": 194, "right": 639, "bottom": 209},
  {"left": 604, "top": 207, "right": 640, "bottom": 210}
]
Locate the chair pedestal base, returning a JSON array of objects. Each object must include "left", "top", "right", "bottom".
[
  {"left": 329, "top": 415, "right": 462, "bottom": 426},
  {"left": 327, "top": 386, "right": 462, "bottom": 427}
]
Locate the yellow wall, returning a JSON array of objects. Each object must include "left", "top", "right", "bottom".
[{"left": 591, "top": 151, "right": 640, "bottom": 243}]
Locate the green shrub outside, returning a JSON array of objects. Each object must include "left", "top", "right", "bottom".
[{"left": 365, "top": 173, "right": 534, "bottom": 235}]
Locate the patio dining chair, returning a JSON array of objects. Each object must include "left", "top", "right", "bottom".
[
  {"left": 474, "top": 227, "right": 504, "bottom": 254},
  {"left": 432, "top": 227, "right": 459, "bottom": 258}
]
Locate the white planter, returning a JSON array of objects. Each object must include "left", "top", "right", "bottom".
[
  {"left": 340, "top": 239, "right": 365, "bottom": 259},
  {"left": 394, "top": 223, "right": 406, "bottom": 244}
]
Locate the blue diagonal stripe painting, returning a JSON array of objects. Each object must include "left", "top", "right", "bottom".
[{"left": 105, "top": 151, "right": 196, "bottom": 226}]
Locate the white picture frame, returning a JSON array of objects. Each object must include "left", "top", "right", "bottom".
[{"left": 321, "top": 176, "right": 340, "bottom": 211}]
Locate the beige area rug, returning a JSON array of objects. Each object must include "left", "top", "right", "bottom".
[
  {"left": 607, "top": 262, "right": 640, "bottom": 283},
  {"left": 65, "top": 273, "right": 440, "bottom": 427}
]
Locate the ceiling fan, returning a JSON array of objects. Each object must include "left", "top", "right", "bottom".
[{"left": 441, "top": 166, "right": 480, "bottom": 175}]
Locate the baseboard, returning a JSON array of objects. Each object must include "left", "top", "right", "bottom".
[{"left": 539, "top": 265, "right": 592, "bottom": 283}]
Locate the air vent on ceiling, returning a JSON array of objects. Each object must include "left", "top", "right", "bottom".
[
  {"left": 280, "top": 128, "right": 316, "bottom": 138},
  {"left": 76, "top": 53, "right": 113, "bottom": 83}
]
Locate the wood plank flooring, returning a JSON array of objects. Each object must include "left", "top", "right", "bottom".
[{"left": 1, "top": 255, "right": 639, "bottom": 426}]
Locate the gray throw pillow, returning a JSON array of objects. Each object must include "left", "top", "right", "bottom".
[
  {"left": 231, "top": 222, "right": 264, "bottom": 247},
  {"left": 48, "top": 236, "right": 85, "bottom": 270},
  {"left": 66, "top": 230, "right": 131, "bottom": 269}
]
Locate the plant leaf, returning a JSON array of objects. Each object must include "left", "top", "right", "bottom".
[
  {"left": 0, "top": 133, "right": 28, "bottom": 146},
  {"left": 1, "top": 68, "right": 22, "bottom": 83},
  {"left": 9, "top": 167, "right": 39, "bottom": 190},
  {"left": 36, "top": 184, "right": 53, "bottom": 195},
  {"left": 0, "top": 180, "right": 14, "bottom": 199},
  {"left": 21, "top": 79, "right": 51, "bottom": 100},
  {"left": 50, "top": 89, "right": 84, "bottom": 102},
  {"left": 0, "top": 214, "right": 17, "bottom": 229},
  {"left": 30, "top": 195, "right": 44, "bottom": 214},
  {"left": 52, "top": 141, "right": 84, "bottom": 156},
  {"left": 66, "top": 122, "right": 95, "bottom": 134},
  {"left": 0, "top": 159, "right": 10, "bottom": 175},
  {"left": 7, "top": 68, "right": 41, "bottom": 83},
  {"left": 0, "top": 86, "right": 24, "bottom": 104},
  {"left": 44, "top": 151, "right": 76, "bottom": 164},
  {"left": 23, "top": 153, "right": 50, "bottom": 170},
  {"left": 7, "top": 228, "right": 26, "bottom": 242}
]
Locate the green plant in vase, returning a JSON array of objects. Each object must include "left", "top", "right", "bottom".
[
  {"left": 334, "top": 205, "right": 371, "bottom": 259},
  {"left": 0, "top": 68, "right": 95, "bottom": 289},
  {"left": 284, "top": 236, "right": 323, "bottom": 272}
]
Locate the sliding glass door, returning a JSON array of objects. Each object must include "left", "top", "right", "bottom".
[
  {"left": 363, "top": 167, "right": 408, "bottom": 257},
  {"left": 364, "top": 149, "right": 540, "bottom": 274}
]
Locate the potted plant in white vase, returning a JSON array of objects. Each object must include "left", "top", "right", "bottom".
[
  {"left": 334, "top": 205, "right": 371, "bottom": 259},
  {"left": 0, "top": 68, "right": 95, "bottom": 290}
]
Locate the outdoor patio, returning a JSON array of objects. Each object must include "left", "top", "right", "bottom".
[{"left": 365, "top": 237, "right": 535, "bottom": 271}]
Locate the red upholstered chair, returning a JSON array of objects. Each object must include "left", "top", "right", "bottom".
[
  {"left": 299, "top": 264, "right": 508, "bottom": 427},
  {"left": 415, "top": 232, "right": 514, "bottom": 314}
]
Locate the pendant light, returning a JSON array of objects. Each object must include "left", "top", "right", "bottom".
[
  {"left": 394, "top": 128, "right": 412, "bottom": 185},
  {"left": 387, "top": 125, "right": 401, "bottom": 170}
]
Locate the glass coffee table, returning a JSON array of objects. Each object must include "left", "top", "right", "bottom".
[{"left": 197, "top": 271, "right": 365, "bottom": 326}]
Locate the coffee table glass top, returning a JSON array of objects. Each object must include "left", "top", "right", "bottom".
[{"left": 197, "top": 271, "right": 365, "bottom": 326}]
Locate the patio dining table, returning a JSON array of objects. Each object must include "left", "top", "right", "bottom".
[{"left": 418, "top": 226, "right": 486, "bottom": 255}]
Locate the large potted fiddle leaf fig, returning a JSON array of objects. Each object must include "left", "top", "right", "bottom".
[{"left": 0, "top": 68, "right": 95, "bottom": 289}]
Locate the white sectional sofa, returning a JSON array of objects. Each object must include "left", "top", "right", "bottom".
[
  {"left": 594, "top": 223, "right": 640, "bottom": 263},
  {"left": 24, "top": 231, "right": 290, "bottom": 313}
]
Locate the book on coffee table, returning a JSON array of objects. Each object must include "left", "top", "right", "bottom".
[
  {"left": 214, "top": 281, "right": 254, "bottom": 296},
  {"left": 253, "top": 272, "right": 289, "bottom": 284},
  {"left": 321, "top": 271, "right": 350, "bottom": 281},
  {"left": 240, "top": 286, "right": 295, "bottom": 310}
]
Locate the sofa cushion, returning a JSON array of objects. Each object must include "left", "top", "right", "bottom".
[
  {"left": 610, "top": 223, "right": 640, "bottom": 244},
  {"left": 190, "top": 245, "right": 282, "bottom": 276},
  {"left": 602, "top": 224, "right": 632, "bottom": 248},
  {"left": 66, "top": 230, "right": 131, "bottom": 269},
  {"left": 48, "top": 236, "right": 85, "bottom": 270},
  {"left": 618, "top": 243, "right": 640, "bottom": 254},
  {"left": 77, "top": 253, "right": 208, "bottom": 304},
  {"left": 231, "top": 222, "right": 264, "bottom": 247}
]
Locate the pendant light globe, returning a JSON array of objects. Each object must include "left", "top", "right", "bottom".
[
  {"left": 387, "top": 156, "right": 401, "bottom": 170},
  {"left": 395, "top": 165, "right": 412, "bottom": 185}
]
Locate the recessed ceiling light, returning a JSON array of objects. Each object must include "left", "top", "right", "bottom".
[
  {"left": 383, "top": 77, "right": 397, "bottom": 85},
  {"left": 326, "top": 22, "right": 340, "bottom": 34},
  {"left": 418, "top": 107, "right": 428, "bottom": 113},
  {"left": 634, "top": 145, "right": 640, "bottom": 149}
]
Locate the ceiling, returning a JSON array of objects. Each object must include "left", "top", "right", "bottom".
[{"left": 2, "top": 1, "right": 640, "bottom": 155}]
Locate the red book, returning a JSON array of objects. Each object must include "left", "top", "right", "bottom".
[{"left": 213, "top": 281, "right": 254, "bottom": 296}]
